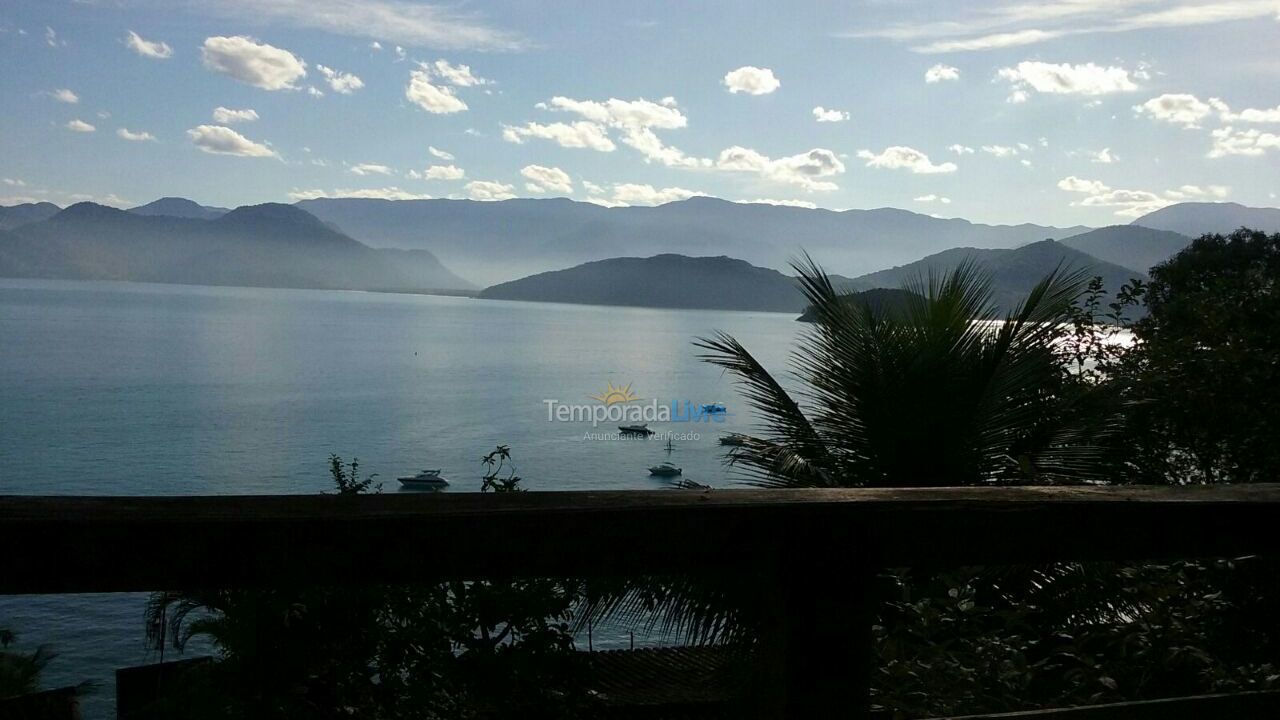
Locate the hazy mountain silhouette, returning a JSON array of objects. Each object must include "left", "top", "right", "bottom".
[
  {"left": 797, "top": 288, "right": 918, "bottom": 322},
  {"left": 1060, "top": 225, "right": 1191, "bottom": 273},
  {"left": 1133, "top": 202, "right": 1280, "bottom": 236},
  {"left": 0, "top": 202, "right": 60, "bottom": 230},
  {"left": 297, "top": 196, "right": 1091, "bottom": 286},
  {"left": 0, "top": 202, "right": 473, "bottom": 291},
  {"left": 844, "top": 239, "right": 1145, "bottom": 312},
  {"left": 479, "top": 254, "right": 811, "bottom": 312},
  {"left": 129, "top": 197, "right": 229, "bottom": 220}
]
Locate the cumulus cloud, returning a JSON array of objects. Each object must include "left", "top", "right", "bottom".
[
  {"left": 739, "top": 198, "right": 818, "bottom": 209},
  {"left": 856, "top": 146, "right": 957, "bottom": 174},
  {"left": 49, "top": 88, "right": 78, "bottom": 104},
  {"left": 423, "top": 164, "right": 465, "bottom": 180},
  {"left": 428, "top": 146, "right": 454, "bottom": 160},
  {"left": 465, "top": 180, "right": 516, "bottom": 201},
  {"left": 1089, "top": 148, "right": 1117, "bottom": 164},
  {"left": 66, "top": 119, "right": 95, "bottom": 133},
  {"left": 604, "top": 183, "right": 705, "bottom": 206},
  {"left": 350, "top": 163, "right": 393, "bottom": 176},
  {"left": 317, "top": 65, "right": 364, "bottom": 94},
  {"left": 996, "top": 61, "right": 1137, "bottom": 101},
  {"left": 1133, "top": 93, "right": 1214, "bottom": 128},
  {"left": 187, "top": 124, "right": 277, "bottom": 157},
  {"left": 813, "top": 106, "right": 849, "bottom": 122},
  {"left": 723, "top": 66, "right": 780, "bottom": 95},
  {"left": 212, "top": 106, "right": 258, "bottom": 123},
  {"left": 1213, "top": 99, "right": 1280, "bottom": 124},
  {"left": 948, "top": 144, "right": 975, "bottom": 155},
  {"left": 124, "top": 30, "right": 173, "bottom": 59},
  {"left": 405, "top": 69, "right": 467, "bottom": 113},
  {"left": 914, "top": 194, "right": 952, "bottom": 204},
  {"left": 288, "top": 187, "right": 430, "bottom": 201},
  {"left": 424, "top": 59, "right": 490, "bottom": 86},
  {"left": 1053, "top": 176, "right": 1225, "bottom": 217},
  {"left": 201, "top": 36, "right": 307, "bottom": 90},
  {"left": 117, "top": 127, "right": 156, "bottom": 142},
  {"left": 924, "top": 63, "right": 960, "bottom": 83},
  {"left": 1209, "top": 126, "right": 1280, "bottom": 158},
  {"left": 502, "top": 121, "right": 616, "bottom": 151},
  {"left": 520, "top": 164, "right": 573, "bottom": 194},
  {"left": 716, "top": 146, "right": 846, "bottom": 191},
  {"left": 536, "top": 96, "right": 701, "bottom": 167},
  {"left": 1164, "top": 184, "right": 1229, "bottom": 200},
  {"left": 981, "top": 144, "right": 1020, "bottom": 158}
]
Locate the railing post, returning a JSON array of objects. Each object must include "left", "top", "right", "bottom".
[{"left": 761, "top": 549, "right": 876, "bottom": 718}]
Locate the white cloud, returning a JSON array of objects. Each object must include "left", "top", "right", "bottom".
[
  {"left": 1089, "top": 148, "right": 1117, "bottom": 163},
  {"left": 307, "top": 86, "right": 324, "bottom": 98},
  {"left": 1164, "top": 184, "right": 1230, "bottom": 200},
  {"left": 520, "top": 164, "right": 573, "bottom": 194},
  {"left": 723, "top": 66, "right": 780, "bottom": 95},
  {"left": 1214, "top": 100, "right": 1280, "bottom": 124},
  {"left": 502, "top": 121, "right": 616, "bottom": 151},
  {"left": 212, "top": 106, "right": 259, "bottom": 123},
  {"left": 608, "top": 183, "right": 705, "bottom": 206},
  {"left": 369, "top": 41, "right": 382, "bottom": 51},
  {"left": 813, "top": 106, "right": 849, "bottom": 122},
  {"left": 948, "top": 144, "right": 975, "bottom": 155},
  {"left": 716, "top": 146, "right": 846, "bottom": 191},
  {"left": 405, "top": 69, "right": 467, "bottom": 113},
  {"left": 739, "top": 198, "right": 818, "bottom": 209},
  {"left": 350, "top": 163, "right": 393, "bottom": 176},
  {"left": 124, "top": 30, "right": 173, "bottom": 59},
  {"left": 66, "top": 119, "right": 95, "bottom": 133},
  {"left": 581, "top": 180, "right": 605, "bottom": 195},
  {"left": 981, "top": 144, "right": 1020, "bottom": 158},
  {"left": 856, "top": 146, "right": 957, "bottom": 174},
  {"left": 1056, "top": 176, "right": 1187, "bottom": 217},
  {"left": 423, "top": 164, "right": 465, "bottom": 180},
  {"left": 117, "top": 127, "right": 156, "bottom": 142},
  {"left": 1208, "top": 126, "right": 1280, "bottom": 158},
  {"left": 924, "top": 63, "right": 960, "bottom": 83},
  {"left": 914, "top": 194, "right": 952, "bottom": 204},
  {"left": 49, "top": 88, "right": 78, "bottom": 104},
  {"left": 201, "top": 36, "right": 307, "bottom": 91},
  {"left": 196, "top": 0, "right": 525, "bottom": 52},
  {"left": 424, "top": 59, "right": 490, "bottom": 86},
  {"left": 428, "top": 146, "right": 454, "bottom": 160},
  {"left": 1133, "top": 93, "right": 1214, "bottom": 128},
  {"left": 3, "top": 178, "right": 27, "bottom": 187},
  {"left": 317, "top": 65, "right": 364, "bottom": 94},
  {"left": 187, "top": 124, "right": 277, "bottom": 157},
  {"left": 288, "top": 186, "right": 430, "bottom": 201},
  {"left": 45, "top": 26, "right": 62, "bottom": 48},
  {"left": 996, "top": 61, "right": 1137, "bottom": 101},
  {"left": 465, "top": 180, "right": 516, "bottom": 201},
  {"left": 538, "top": 96, "right": 700, "bottom": 167},
  {"left": 843, "top": 1, "right": 1280, "bottom": 54}
]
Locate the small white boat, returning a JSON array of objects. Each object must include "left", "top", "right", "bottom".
[
  {"left": 702, "top": 403, "right": 727, "bottom": 414},
  {"left": 619, "top": 424, "right": 655, "bottom": 436},
  {"left": 397, "top": 469, "right": 449, "bottom": 488},
  {"left": 648, "top": 462, "right": 682, "bottom": 477}
]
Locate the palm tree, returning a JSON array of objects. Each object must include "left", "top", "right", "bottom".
[{"left": 697, "top": 256, "right": 1116, "bottom": 488}]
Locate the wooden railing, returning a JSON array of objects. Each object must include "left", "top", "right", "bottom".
[{"left": 5, "top": 484, "right": 1280, "bottom": 718}]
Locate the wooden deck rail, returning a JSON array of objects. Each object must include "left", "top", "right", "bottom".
[{"left": 5, "top": 484, "right": 1280, "bottom": 718}]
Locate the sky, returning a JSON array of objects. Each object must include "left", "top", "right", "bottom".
[{"left": 1, "top": 0, "right": 1279, "bottom": 227}]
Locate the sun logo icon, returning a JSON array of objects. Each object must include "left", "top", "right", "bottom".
[{"left": 591, "top": 381, "right": 640, "bottom": 406}]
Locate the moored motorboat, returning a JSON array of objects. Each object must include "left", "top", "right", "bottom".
[
  {"left": 648, "top": 462, "right": 682, "bottom": 477},
  {"left": 701, "top": 403, "right": 727, "bottom": 414},
  {"left": 719, "top": 434, "right": 748, "bottom": 446},
  {"left": 619, "top": 424, "right": 655, "bottom": 436},
  {"left": 397, "top": 469, "right": 449, "bottom": 488}
]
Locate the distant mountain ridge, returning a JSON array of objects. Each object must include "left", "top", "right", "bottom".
[
  {"left": 298, "top": 196, "right": 1092, "bottom": 286},
  {"left": 1060, "top": 225, "right": 1191, "bottom": 273},
  {"left": 1133, "top": 202, "right": 1280, "bottom": 236},
  {"left": 129, "top": 197, "right": 229, "bottom": 220},
  {"left": 0, "top": 202, "right": 474, "bottom": 291},
  {"left": 0, "top": 202, "right": 60, "bottom": 230},
  {"left": 479, "top": 254, "right": 810, "bottom": 312},
  {"left": 844, "top": 239, "right": 1146, "bottom": 313}
]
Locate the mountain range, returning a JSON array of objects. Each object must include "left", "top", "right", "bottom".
[
  {"left": 0, "top": 202, "right": 472, "bottom": 292},
  {"left": 1132, "top": 202, "right": 1280, "bottom": 237},
  {"left": 296, "top": 196, "right": 1093, "bottom": 286}
]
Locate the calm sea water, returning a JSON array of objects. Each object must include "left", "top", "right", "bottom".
[{"left": 0, "top": 278, "right": 801, "bottom": 717}]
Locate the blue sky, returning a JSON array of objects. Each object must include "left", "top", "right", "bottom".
[{"left": 1, "top": 0, "right": 1278, "bottom": 226}]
